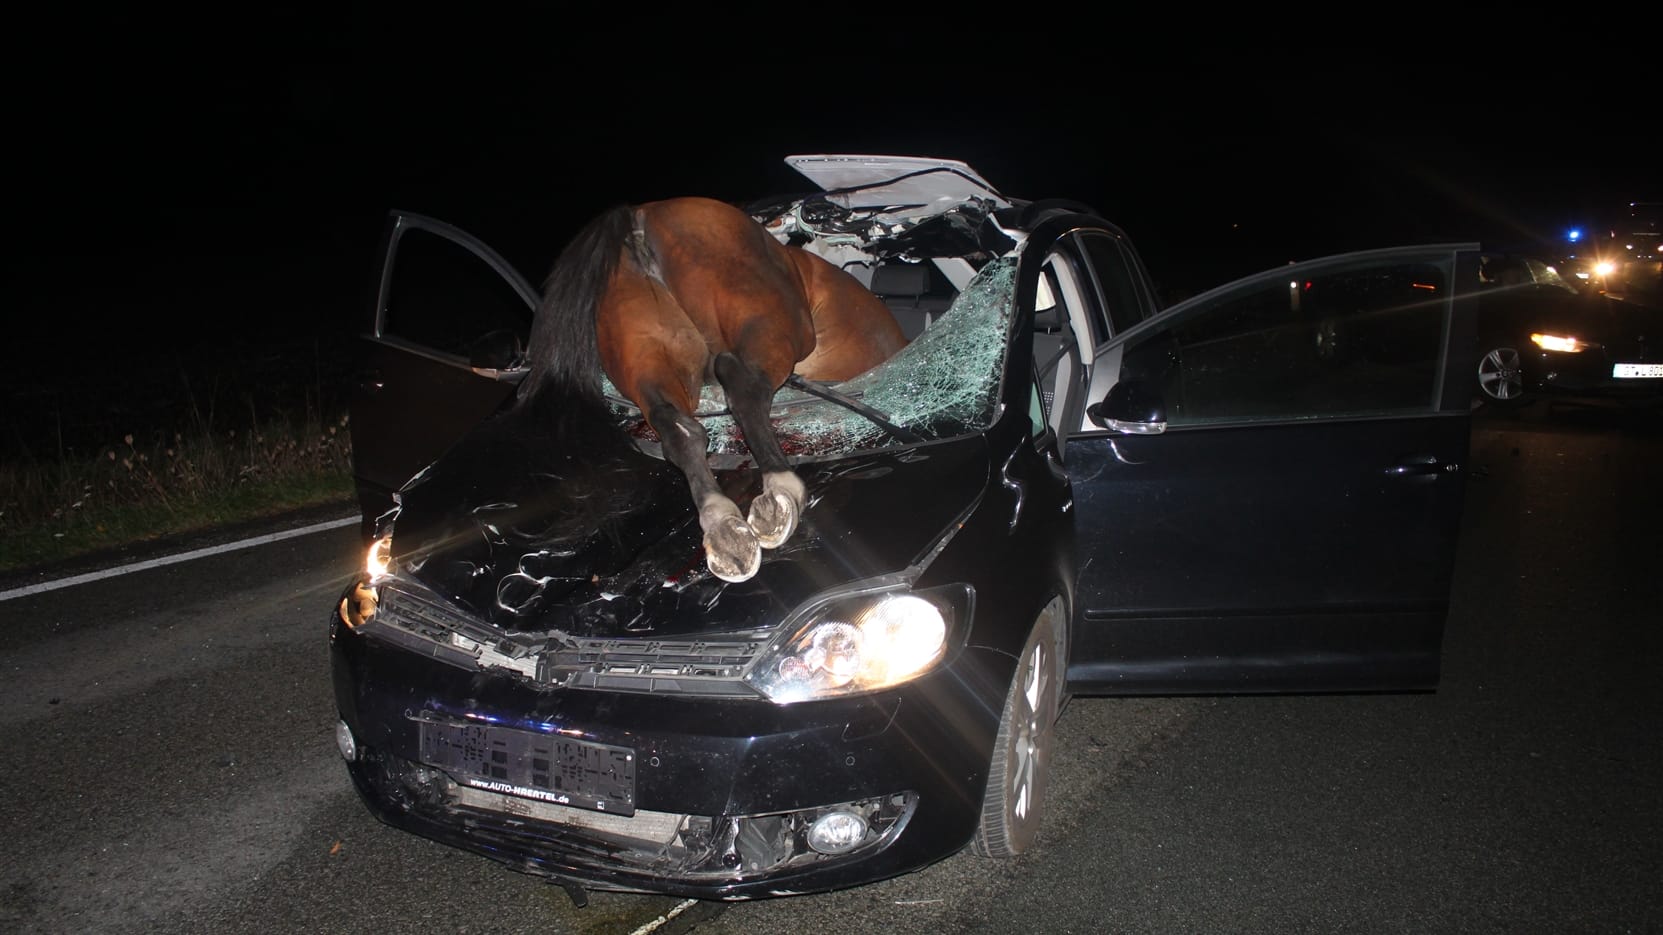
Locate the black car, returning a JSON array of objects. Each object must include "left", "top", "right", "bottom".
[
  {"left": 1472, "top": 252, "right": 1663, "bottom": 407},
  {"left": 329, "top": 155, "right": 1478, "bottom": 902}
]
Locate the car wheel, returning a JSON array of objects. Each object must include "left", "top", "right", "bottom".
[
  {"left": 1476, "top": 345, "right": 1528, "bottom": 406},
  {"left": 972, "top": 599, "right": 1065, "bottom": 858}
]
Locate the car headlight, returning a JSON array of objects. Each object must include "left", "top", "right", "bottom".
[
  {"left": 338, "top": 533, "right": 395, "bottom": 629},
  {"left": 366, "top": 533, "right": 394, "bottom": 578},
  {"left": 745, "top": 582, "right": 971, "bottom": 703},
  {"left": 1530, "top": 332, "right": 1595, "bottom": 353}
]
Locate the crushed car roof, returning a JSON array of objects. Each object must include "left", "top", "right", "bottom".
[{"left": 785, "top": 154, "right": 1011, "bottom": 220}]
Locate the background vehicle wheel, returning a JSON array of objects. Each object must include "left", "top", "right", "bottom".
[
  {"left": 1476, "top": 345, "right": 1528, "bottom": 406},
  {"left": 972, "top": 599, "right": 1065, "bottom": 858}
]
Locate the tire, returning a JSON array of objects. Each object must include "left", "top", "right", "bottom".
[
  {"left": 972, "top": 599, "right": 1065, "bottom": 858},
  {"left": 1476, "top": 345, "right": 1528, "bottom": 406}
]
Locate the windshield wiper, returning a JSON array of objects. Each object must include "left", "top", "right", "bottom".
[{"left": 784, "top": 374, "right": 922, "bottom": 444}]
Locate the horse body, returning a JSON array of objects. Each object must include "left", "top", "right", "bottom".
[{"left": 523, "top": 196, "right": 908, "bottom": 582}]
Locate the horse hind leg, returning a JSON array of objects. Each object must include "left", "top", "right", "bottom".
[
  {"left": 712, "top": 352, "right": 804, "bottom": 550},
  {"left": 647, "top": 399, "right": 760, "bottom": 582}
]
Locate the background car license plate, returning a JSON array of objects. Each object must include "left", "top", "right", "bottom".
[
  {"left": 1613, "top": 363, "right": 1663, "bottom": 379},
  {"left": 419, "top": 717, "right": 636, "bottom": 815}
]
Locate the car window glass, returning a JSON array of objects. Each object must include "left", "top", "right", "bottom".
[
  {"left": 1524, "top": 257, "right": 1579, "bottom": 293},
  {"left": 1118, "top": 256, "right": 1453, "bottom": 426},
  {"left": 1081, "top": 232, "right": 1151, "bottom": 338},
  {"left": 1028, "top": 368, "right": 1048, "bottom": 439},
  {"left": 383, "top": 228, "right": 534, "bottom": 362},
  {"left": 1034, "top": 255, "right": 1090, "bottom": 439}
]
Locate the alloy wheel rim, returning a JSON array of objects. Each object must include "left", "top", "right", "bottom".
[
  {"left": 1478, "top": 347, "right": 1523, "bottom": 400},
  {"left": 1011, "top": 638, "right": 1051, "bottom": 823}
]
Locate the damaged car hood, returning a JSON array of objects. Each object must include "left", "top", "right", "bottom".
[{"left": 387, "top": 391, "right": 991, "bottom": 643}]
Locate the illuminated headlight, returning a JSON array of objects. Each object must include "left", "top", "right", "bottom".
[
  {"left": 745, "top": 583, "right": 969, "bottom": 703},
  {"left": 366, "top": 534, "right": 394, "bottom": 578},
  {"left": 1594, "top": 260, "right": 1617, "bottom": 278},
  {"left": 338, "top": 534, "right": 394, "bottom": 628},
  {"left": 1530, "top": 332, "right": 1594, "bottom": 353}
]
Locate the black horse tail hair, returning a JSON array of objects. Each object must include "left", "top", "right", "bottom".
[{"left": 519, "top": 204, "right": 635, "bottom": 406}]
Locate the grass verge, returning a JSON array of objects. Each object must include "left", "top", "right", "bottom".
[{"left": 0, "top": 413, "right": 355, "bottom": 574}]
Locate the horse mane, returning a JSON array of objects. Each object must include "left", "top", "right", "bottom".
[{"left": 519, "top": 203, "right": 636, "bottom": 405}]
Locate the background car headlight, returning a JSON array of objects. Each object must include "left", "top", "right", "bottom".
[
  {"left": 1530, "top": 332, "right": 1594, "bottom": 353},
  {"left": 745, "top": 583, "right": 970, "bottom": 703}
]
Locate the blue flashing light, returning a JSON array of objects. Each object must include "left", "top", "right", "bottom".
[{"left": 1567, "top": 228, "right": 1582, "bottom": 243}]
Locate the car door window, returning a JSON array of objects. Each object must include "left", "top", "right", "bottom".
[
  {"left": 1116, "top": 253, "right": 1455, "bottom": 425},
  {"left": 381, "top": 227, "right": 535, "bottom": 368},
  {"left": 1079, "top": 231, "right": 1155, "bottom": 336},
  {"left": 1032, "top": 252, "right": 1093, "bottom": 443}
]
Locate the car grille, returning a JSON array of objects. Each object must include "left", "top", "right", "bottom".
[{"left": 371, "top": 583, "right": 768, "bottom": 697}]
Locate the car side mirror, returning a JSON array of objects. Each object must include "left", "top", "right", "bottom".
[{"left": 1087, "top": 380, "right": 1167, "bottom": 435}]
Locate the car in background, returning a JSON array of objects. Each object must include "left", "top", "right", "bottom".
[
  {"left": 329, "top": 154, "right": 1479, "bottom": 902},
  {"left": 1559, "top": 201, "right": 1662, "bottom": 304},
  {"left": 1472, "top": 251, "right": 1663, "bottom": 407}
]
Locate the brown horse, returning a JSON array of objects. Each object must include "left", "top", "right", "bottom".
[{"left": 520, "top": 197, "right": 908, "bottom": 582}]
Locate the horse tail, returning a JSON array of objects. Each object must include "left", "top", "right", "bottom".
[{"left": 519, "top": 204, "right": 635, "bottom": 405}]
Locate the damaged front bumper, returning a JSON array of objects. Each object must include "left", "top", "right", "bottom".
[{"left": 328, "top": 582, "right": 1012, "bottom": 900}]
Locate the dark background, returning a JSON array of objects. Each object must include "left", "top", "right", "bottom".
[{"left": 5, "top": 14, "right": 1655, "bottom": 456}]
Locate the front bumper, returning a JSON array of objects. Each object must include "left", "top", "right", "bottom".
[
  {"left": 1529, "top": 350, "right": 1663, "bottom": 402},
  {"left": 329, "top": 599, "right": 1013, "bottom": 899}
]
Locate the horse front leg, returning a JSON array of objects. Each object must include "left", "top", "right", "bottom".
[
  {"left": 713, "top": 352, "right": 804, "bottom": 550},
  {"left": 647, "top": 399, "right": 760, "bottom": 582}
]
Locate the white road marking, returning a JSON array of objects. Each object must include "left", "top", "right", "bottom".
[{"left": 0, "top": 514, "right": 360, "bottom": 602}]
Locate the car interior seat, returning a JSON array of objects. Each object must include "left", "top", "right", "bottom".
[{"left": 870, "top": 262, "right": 956, "bottom": 339}]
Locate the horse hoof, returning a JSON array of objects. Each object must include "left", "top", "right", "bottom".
[
  {"left": 705, "top": 517, "right": 761, "bottom": 582},
  {"left": 749, "top": 472, "right": 805, "bottom": 550},
  {"left": 747, "top": 490, "right": 800, "bottom": 550}
]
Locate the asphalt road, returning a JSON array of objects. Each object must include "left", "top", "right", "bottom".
[{"left": 1, "top": 401, "right": 1658, "bottom": 934}]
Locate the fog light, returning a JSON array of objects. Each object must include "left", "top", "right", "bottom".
[
  {"left": 335, "top": 720, "right": 358, "bottom": 762},
  {"left": 806, "top": 810, "right": 869, "bottom": 854}
]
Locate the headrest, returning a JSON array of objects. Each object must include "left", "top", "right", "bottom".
[{"left": 870, "top": 263, "right": 931, "bottom": 297}]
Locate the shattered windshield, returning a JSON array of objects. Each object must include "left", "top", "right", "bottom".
[{"left": 602, "top": 255, "right": 1018, "bottom": 460}]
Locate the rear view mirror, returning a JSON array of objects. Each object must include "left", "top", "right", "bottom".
[{"left": 1087, "top": 380, "right": 1167, "bottom": 435}]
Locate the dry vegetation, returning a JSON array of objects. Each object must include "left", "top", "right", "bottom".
[
  {"left": 0, "top": 415, "right": 354, "bottom": 574},
  {"left": 2, "top": 338, "right": 357, "bottom": 574}
]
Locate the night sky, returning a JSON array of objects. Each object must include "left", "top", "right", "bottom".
[{"left": 5, "top": 14, "right": 1655, "bottom": 452}]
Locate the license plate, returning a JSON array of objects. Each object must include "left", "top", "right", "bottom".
[
  {"left": 419, "top": 717, "right": 636, "bottom": 816},
  {"left": 1613, "top": 363, "right": 1663, "bottom": 379}
]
